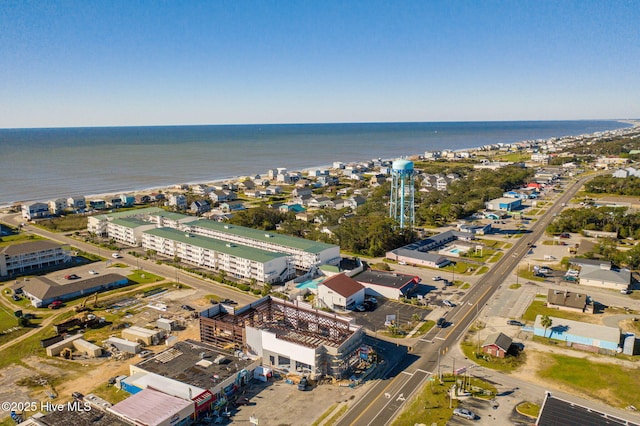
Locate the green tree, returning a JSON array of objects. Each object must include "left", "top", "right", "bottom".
[{"left": 541, "top": 315, "right": 553, "bottom": 339}]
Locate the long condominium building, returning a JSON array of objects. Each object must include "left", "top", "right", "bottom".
[
  {"left": 183, "top": 219, "right": 340, "bottom": 270},
  {"left": 142, "top": 228, "right": 294, "bottom": 283},
  {"left": 88, "top": 208, "right": 341, "bottom": 271}
]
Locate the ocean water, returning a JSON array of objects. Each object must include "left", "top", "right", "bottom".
[{"left": 0, "top": 121, "right": 631, "bottom": 205}]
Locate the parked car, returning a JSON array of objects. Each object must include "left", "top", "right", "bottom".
[
  {"left": 365, "top": 297, "right": 378, "bottom": 305},
  {"left": 71, "top": 392, "right": 84, "bottom": 400},
  {"left": 437, "top": 317, "right": 447, "bottom": 328},
  {"left": 432, "top": 276, "right": 442, "bottom": 281},
  {"left": 49, "top": 301, "right": 63, "bottom": 309},
  {"left": 539, "top": 268, "right": 550, "bottom": 274},
  {"left": 620, "top": 288, "right": 631, "bottom": 294},
  {"left": 64, "top": 274, "right": 79, "bottom": 280},
  {"left": 112, "top": 253, "right": 122, "bottom": 259},
  {"left": 11, "top": 295, "right": 21, "bottom": 301},
  {"left": 181, "top": 305, "right": 195, "bottom": 311},
  {"left": 507, "top": 320, "right": 523, "bottom": 326},
  {"left": 88, "top": 270, "right": 98, "bottom": 275},
  {"left": 138, "top": 350, "right": 154, "bottom": 358},
  {"left": 442, "top": 300, "right": 454, "bottom": 308},
  {"left": 354, "top": 304, "right": 365, "bottom": 312},
  {"left": 234, "top": 396, "right": 251, "bottom": 405},
  {"left": 559, "top": 233, "right": 570, "bottom": 239},
  {"left": 220, "top": 298, "right": 237, "bottom": 305},
  {"left": 453, "top": 407, "right": 476, "bottom": 420},
  {"left": 298, "top": 376, "right": 308, "bottom": 391},
  {"left": 363, "top": 301, "right": 375, "bottom": 311}
]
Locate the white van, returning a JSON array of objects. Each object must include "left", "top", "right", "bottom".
[{"left": 112, "top": 253, "right": 122, "bottom": 259}]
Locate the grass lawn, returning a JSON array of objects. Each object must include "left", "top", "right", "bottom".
[
  {"left": 127, "top": 270, "right": 164, "bottom": 284},
  {"left": 522, "top": 300, "right": 597, "bottom": 323},
  {"left": 36, "top": 215, "right": 89, "bottom": 232},
  {"left": 0, "top": 301, "right": 19, "bottom": 330},
  {"left": 441, "top": 261, "right": 476, "bottom": 275},
  {"left": 462, "top": 248, "right": 496, "bottom": 263},
  {"left": 509, "top": 283, "right": 522, "bottom": 289},
  {"left": 0, "top": 233, "right": 44, "bottom": 247},
  {"left": 89, "top": 381, "right": 130, "bottom": 404},
  {"left": 411, "top": 321, "right": 435, "bottom": 337},
  {"left": 488, "top": 251, "right": 504, "bottom": 263},
  {"left": 538, "top": 354, "right": 640, "bottom": 408},
  {"left": 392, "top": 375, "right": 497, "bottom": 426},
  {"left": 475, "top": 266, "right": 489, "bottom": 275},
  {"left": 516, "top": 402, "right": 540, "bottom": 418},
  {"left": 460, "top": 340, "right": 527, "bottom": 372}
]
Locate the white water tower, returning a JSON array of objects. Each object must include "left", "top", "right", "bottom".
[{"left": 389, "top": 158, "right": 415, "bottom": 229}]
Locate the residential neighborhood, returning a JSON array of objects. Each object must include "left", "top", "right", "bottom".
[{"left": 2, "top": 123, "right": 640, "bottom": 426}]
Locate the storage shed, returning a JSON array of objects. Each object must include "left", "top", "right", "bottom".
[
  {"left": 122, "top": 326, "right": 165, "bottom": 346},
  {"left": 156, "top": 318, "right": 176, "bottom": 331},
  {"left": 106, "top": 337, "right": 141, "bottom": 354}
]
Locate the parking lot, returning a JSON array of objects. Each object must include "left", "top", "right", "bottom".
[
  {"left": 227, "top": 373, "right": 372, "bottom": 426},
  {"left": 348, "top": 298, "right": 431, "bottom": 333}
]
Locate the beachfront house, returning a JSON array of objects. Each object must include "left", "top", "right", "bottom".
[
  {"left": 190, "top": 200, "right": 211, "bottom": 215},
  {"left": 107, "top": 197, "right": 123, "bottom": 209},
  {"left": 21, "top": 201, "right": 50, "bottom": 220},
  {"left": 67, "top": 196, "right": 86, "bottom": 211},
  {"left": 120, "top": 194, "right": 136, "bottom": 207},
  {"left": 168, "top": 193, "right": 188, "bottom": 210},
  {"left": 48, "top": 198, "right": 67, "bottom": 215}
]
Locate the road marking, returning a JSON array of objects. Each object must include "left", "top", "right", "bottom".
[
  {"left": 400, "top": 371, "right": 413, "bottom": 376},
  {"left": 434, "top": 336, "right": 445, "bottom": 341},
  {"left": 415, "top": 368, "right": 431, "bottom": 374}
]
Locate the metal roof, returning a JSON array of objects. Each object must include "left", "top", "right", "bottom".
[
  {"left": 144, "top": 227, "right": 289, "bottom": 263},
  {"left": 185, "top": 219, "right": 338, "bottom": 254}
]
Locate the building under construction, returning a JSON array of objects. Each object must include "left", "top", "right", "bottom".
[{"left": 200, "top": 296, "right": 364, "bottom": 379}]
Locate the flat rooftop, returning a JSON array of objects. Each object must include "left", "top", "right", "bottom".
[
  {"left": 35, "top": 407, "right": 132, "bottom": 426},
  {"left": 353, "top": 269, "right": 419, "bottom": 289},
  {"left": 537, "top": 392, "right": 640, "bottom": 426},
  {"left": 134, "top": 339, "right": 254, "bottom": 390}
]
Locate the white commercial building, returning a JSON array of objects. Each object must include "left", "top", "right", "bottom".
[{"left": 201, "top": 297, "right": 365, "bottom": 379}]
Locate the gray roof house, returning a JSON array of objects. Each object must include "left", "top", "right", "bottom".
[
  {"left": 21, "top": 273, "right": 129, "bottom": 308},
  {"left": 569, "top": 258, "right": 631, "bottom": 291}
]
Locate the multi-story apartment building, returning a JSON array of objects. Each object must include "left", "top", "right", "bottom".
[
  {"left": 142, "top": 228, "right": 293, "bottom": 283},
  {"left": 107, "top": 218, "right": 156, "bottom": 246},
  {"left": 0, "top": 241, "right": 71, "bottom": 277},
  {"left": 184, "top": 220, "right": 340, "bottom": 270}
]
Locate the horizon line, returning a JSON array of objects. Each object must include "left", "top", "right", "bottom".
[{"left": 1, "top": 117, "right": 638, "bottom": 131}]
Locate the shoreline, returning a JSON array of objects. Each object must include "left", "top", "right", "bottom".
[{"left": 3, "top": 120, "right": 638, "bottom": 210}]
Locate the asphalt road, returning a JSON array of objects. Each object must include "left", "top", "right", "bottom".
[{"left": 337, "top": 174, "right": 596, "bottom": 426}]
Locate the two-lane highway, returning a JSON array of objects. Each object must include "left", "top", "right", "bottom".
[{"left": 337, "top": 175, "right": 594, "bottom": 426}]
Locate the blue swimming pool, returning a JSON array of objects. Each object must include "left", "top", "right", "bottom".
[{"left": 295, "top": 278, "right": 325, "bottom": 290}]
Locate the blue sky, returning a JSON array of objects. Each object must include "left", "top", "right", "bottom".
[{"left": 1, "top": 0, "right": 638, "bottom": 128}]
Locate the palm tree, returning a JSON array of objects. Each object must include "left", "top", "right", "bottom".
[{"left": 541, "top": 315, "right": 553, "bottom": 339}]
